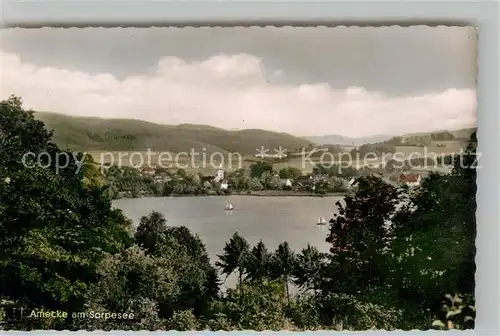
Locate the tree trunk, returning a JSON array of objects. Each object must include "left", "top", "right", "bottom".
[
  {"left": 239, "top": 270, "right": 243, "bottom": 298},
  {"left": 284, "top": 276, "right": 290, "bottom": 303}
]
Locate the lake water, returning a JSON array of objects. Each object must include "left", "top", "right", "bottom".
[{"left": 113, "top": 195, "right": 343, "bottom": 289}]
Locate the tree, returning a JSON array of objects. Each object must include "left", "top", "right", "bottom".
[
  {"left": 166, "top": 309, "right": 199, "bottom": 331},
  {"left": 451, "top": 131, "right": 477, "bottom": 295},
  {"left": 312, "top": 174, "right": 330, "bottom": 194},
  {"left": 191, "top": 174, "right": 201, "bottom": 186},
  {"left": 177, "top": 169, "right": 187, "bottom": 178},
  {"left": 165, "top": 226, "right": 211, "bottom": 265},
  {"left": 432, "top": 293, "right": 475, "bottom": 330},
  {"left": 388, "top": 131, "right": 477, "bottom": 309},
  {"left": 325, "top": 175, "right": 401, "bottom": 294},
  {"left": 163, "top": 226, "right": 220, "bottom": 316},
  {"left": 0, "top": 96, "right": 53, "bottom": 175},
  {"left": 0, "top": 97, "right": 133, "bottom": 329},
  {"left": 134, "top": 211, "right": 168, "bottom": 255},
  {"left": 80, "top": 154, "right": 106, "bottom": 188},
  {"left": 216, "top": 233, "right": 250, "bottom": 293},
  {"left": 244, "top": 240, "right": 272, "bottom": 282},
  {"left": 249, "top": 162, "right": 273, "bottom": 179},
  {"left": 260, "top": 171, "right": 272, "bottom": 189},
  {"left": 80, "top": 244, "right": 176, "bottom": 330},
  {"left": 330, "top": 176, "right": 347, "bottom": 192},
  {"left": 279, "top": 167, "right": 302, "bottom": 180},
  {"left": 208, "top": 281, "right": 289, "bottom": 331},
  {"left": 293, "top": 245, "right": 326, "bottom": 294},
  {"left": 162, "top": 182, "right": 174, "bottom": 196},
  {"left": 268, "top": 174, "right": 282, "bottom": 190},
  {"left": 312, "top": 164, "right": 330, "bottom": 176},
  {"left": 228, "top": 168, "right": 251, "bottom": 190},
  {"left": 248, "top": 177, "right": 264, "bottom": 191},
  {"left": 269, "top": 242, "right": 296, "bottom": 302},
  {"left": 338, "top": 166, "right": 358, "bottom": 179}
]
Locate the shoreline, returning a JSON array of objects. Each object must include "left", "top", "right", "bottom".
[
  {"left": 113, "top": 190, "right": 351, "bottom": 200},
  {"left": 231, "top": 190, "right": 350, "bottom": 197}
]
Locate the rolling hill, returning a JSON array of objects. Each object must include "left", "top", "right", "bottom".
[
  {"left": 306, "top": 128, "right": 476, "bottom": 147},
  {"left": 34, "top": 112, "right": 313, "bottom": 156},
  {"left": 305, "top": 134, "right": 394, "bottom": 146},
  {"left": 399, "top": 128, "right": 476, "bottom": 144}
]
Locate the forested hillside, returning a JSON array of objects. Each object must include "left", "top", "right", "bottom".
[{"left": 35, "top": 112, "right": 312, "bottom": 154}]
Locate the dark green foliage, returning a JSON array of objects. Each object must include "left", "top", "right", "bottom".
[
  {"left": 163, "top": 225, "right": 220, "bottom": 316},
  {"left": 244, "top": 240, "right": 272, "bottom": 282},
  {"left": 432, "top": 293, "right": 475, "bottom": 330},
  {"left": 292, "top": 245, "right": 326, "bottom": 293},
  {"left": 278, "top": 167, "right": 302, "bottom": 180},
  {"left": 165, "top": 310, "right": 199, "bottom": 331},
  {"left": 325, "top": 175, "right": 402, "bottom": 294},
  {"left": 318, "top": 293, "right": 404, "bottom": 330},
  {"left": 216, "top": 232, "right": 250, "bottom": 285},
  {"left": 0, "top": 96, "right": 133, "bottom": 329},
  {"left": 269, "top": 242, "right": 296, "bottom": 302},
  {"left": 0, "top": 96, "right": 53, "bottom": 173},
  {"left": 207, "top": 281, "right": 290, "bottom": 331},
  {"left": 134, "top": 211, "right": 168, "bottom": 255},
  {"left": 104, "top": 165, "right": 163, "bottom": 199},
  {"left": 176, "top": 169, "right": 187, "bottom": 178},
  {"left": 388, "top": 131, "right": 477, "bottom": 310},
  {"left": 287, "top": 294, "right": 322, "bottom": 330},
  {"left": 249, "top": 162, "right": 273, "bottom": 178}
]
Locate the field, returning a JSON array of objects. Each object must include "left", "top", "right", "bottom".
[
  {"left": 394, "top": 141, "right": 468, "bottom": 158},
  {"left": 87, "top": 150, "right": 387, "bottom": 175},
  {"left": 88, "top": 150, "right": 326, "bottom": 174}
]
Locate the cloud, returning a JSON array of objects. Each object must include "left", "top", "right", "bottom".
[{"left": 0, "top": 51, "right": 476, "bottom": 137}]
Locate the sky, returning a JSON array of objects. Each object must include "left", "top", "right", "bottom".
[{"left": 0, "top": 27, "right": 477, "bottom": 137}]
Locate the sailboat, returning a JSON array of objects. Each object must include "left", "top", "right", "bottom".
[
  {"left": 316, "top": 217, "right": 327, "bottom": 225},
  {"left": 224, "top": 201, "right": 234, "bottom": 211}
]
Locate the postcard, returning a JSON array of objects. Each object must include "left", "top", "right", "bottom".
[{"left": 0, "top": 26, "right": 477, "bottom": 331}]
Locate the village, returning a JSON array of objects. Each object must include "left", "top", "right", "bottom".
[{"left": 114, "top": 159, "right": 429, "bottom": 199}]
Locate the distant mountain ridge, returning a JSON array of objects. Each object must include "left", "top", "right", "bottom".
[
  {"left": 305, "top": 134, "right": 395, "bottom": 146},
  {"left": 306, "top": 128, "right": 476, "bottom": 146},
  {"left": 34, "top": 112, "right": 312, "bottom": 155}
]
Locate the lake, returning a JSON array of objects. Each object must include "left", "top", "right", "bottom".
[{"left": 113, "top": 195, "right": 343, "bottom": 289}]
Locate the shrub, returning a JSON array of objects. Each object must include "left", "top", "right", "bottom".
[
  {"left": 432, "top": 293, "right": 475, "bottom": 330},
  {"left": 320, "top": 293, "right": 403, "bottom": 331},
  {"left": 287, "top": 294, "right": 321, "bottom": 330},
  {"left": 165, "top": 310, "right": 199, "bottom": 331}
]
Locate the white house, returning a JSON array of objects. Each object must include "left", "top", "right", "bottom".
[
  {"left": 214, "top": 165, "right": 225, "bottom": 183},
  {"left": 279, "top": 178, "right": 293, "bottom": 189},
  {"left": 348, "top": 178, "right": 359, "bottom": 189}
]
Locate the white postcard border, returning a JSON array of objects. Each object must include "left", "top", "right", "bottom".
[{"left": 1, "top": 0, "right": 498, "bottom": 335}]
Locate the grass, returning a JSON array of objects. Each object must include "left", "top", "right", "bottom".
[{"left": 88, "top": 150, "right": 356, "bottom": 174}]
